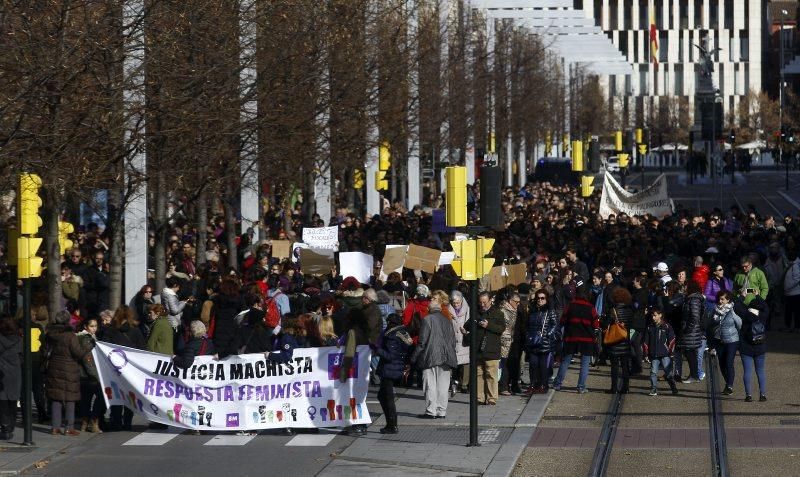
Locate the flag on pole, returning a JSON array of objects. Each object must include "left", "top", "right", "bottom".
[{"left": 649, "top": 2, "right": 659, "bottom": 69}]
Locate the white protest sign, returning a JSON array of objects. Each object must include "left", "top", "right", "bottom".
[
  {"left": 599, "top": 172, "right": 674, "bottom": 219},
  {"left": 302, "top": 226, "right": 339, "bottom": 250},
  {"left": 93, "top": 342, "right": 372, "bottom": 431},
  {"left": 339, "top": 252, "right": 374, "bottom": 284},
  {"left": 438, "top": 252, "right": 455, "bottom": 266}
]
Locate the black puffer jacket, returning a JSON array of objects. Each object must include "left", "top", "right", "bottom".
[
  {"left": 602, "top": 303, "right": 633, "bottom": 357},
  {"left": 525, "top": 307, "right": 560, "bottom": 354},
  {"left": 677, "top": 292, "right": 704, "bottom": 349},
  {"left": 376, "top": 325, "right": 413, "bottom": 380},
  {"left": 211, "top": 294, "right": 244, "bottom": 358}
]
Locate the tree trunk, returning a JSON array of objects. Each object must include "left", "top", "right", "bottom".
[
  {"left": 223, "top": 194, "right": 238, "bottom": 271},
  {"left": 195, "top": 188, "right": 207, "bottom": 267},
  {"left": 154, "top": 170, "right": 167, "bottom": 295},
  {"left": 108, "top": 181, "right": 123, "bottom": 309},
  {"left": 43, "top": 189, "right": 62, "bottom": 318}
]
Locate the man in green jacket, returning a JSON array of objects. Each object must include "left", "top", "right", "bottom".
[
  {"left": 465, "top": 292, "right": 505, "bottom": 405},
  {"left": 734, "top": 255, "right": 769, "bottom": 305}
]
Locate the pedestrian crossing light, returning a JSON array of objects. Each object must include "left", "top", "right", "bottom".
[
  {"left": 571, "top": 140, "right": 584, "bottom": 172},
  {"left": 635, "top": 128, "right": 643, "bottom": 145},
  {"left": 476, "top": 237, "right": 495, "bottom": 278},
  {"left": 17, "top": 236, "right": 43, "bottom": 278},
  {"left": 581, "top": 176, "right": 595, "bottom": 198},
  {"left": 445, "top": 166, "right": 467, "bottom": 227},
  {"left": 638, "top": 144, "right": 648, "bottom": 155},
  {"left": 618, "top": 153, "right": 630, "bottom": 169},
  {"left": 18, "top": 173, "right": 43, "bottom": 235},
  {"left": 58, "top": 221, "right": 74, "bottom": 255},
  {"left": 614, "top": 131, "right": 623, "bottom": 152}
]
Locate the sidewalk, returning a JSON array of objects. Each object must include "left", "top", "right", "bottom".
[
  {"left": 320, "top": 386, "right": 553, "bottom": 477},
  {"left": 0, "top": 423, "right": 95, "bottom": 475}
]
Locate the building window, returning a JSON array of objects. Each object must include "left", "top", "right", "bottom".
[
  {"left": 710, "top": 1, "right": 718, "bottom": 29},
  {"left": 619, "top": 30, "right": 629, "bottom": 59},
  {"left": 675, "top": 64, "right": 684, "bottom": 96},
  {"left": 734, "top": 64, "right": 740, "bottom": 94},
  {"left": 610, "top": 75, "right": 617, "bottom": 97},
  {"left": 724, "top": 0, "right": 733, "bottom": 29},
  {"left": 656, "top": 1, "right": 663, "bottom": 29},
  {"left": 694, "top": 0, "right": 702, "bottom": 28},
  {"left": 739, "top": 32, "right": 749, "bottom": 61},
  {"left": 640, "top": 65, "right": 648, "bottom": 94},
  {"left": 639, "top": 0, "right": 648, "bottom": 30},
  {"left": 679, "top": 30, "right": 684, "bottom": 62},
  {"left": 680, "top": 2, "right": 688, "bottom": 29},
  {"left": 624, "top": 1, "right": 632, "bottom": 30},
  {"left": 730, "top": 35, "right": 735, "bottom": 62},
  {"left": 609, "top": 0, "right": 618, "bottom": 29},
  {"left": 594, "top": 0, "right": 602, "bottom": 26},
  {"left": 659, "top": 32, "right": 668, "bottom": 63}
]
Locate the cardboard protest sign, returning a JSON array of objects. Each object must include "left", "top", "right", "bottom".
[
  {"left": 291, "top": 242, "right": 309, "bottom": 263},
  {"left": 300, "top": 248, "right": 335, "bottom": 276},
  {"left": 339, "top": 252, "right": 374, "bottom": 285},
  {"left": 302, "top": 226, "right": 339, "bottom": 250},
  {"left": 488, "top": 266, "right": 506, "bottom": 291},
  {"left": 505, "top": 263, "right": 527, "bottom": 286},
  {"left": 271, "top": 240, "right": 291, "bottom": 260},
  {"left": 404, "top": 244, "right": 442, "bottom": 274},
  {"left": 381, "top": 245, "right": 407, "bottom": 276}
]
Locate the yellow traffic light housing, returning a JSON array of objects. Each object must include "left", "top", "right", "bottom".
[
  {"left": 618, "top": 153, "right": 630, "bottom": 168},
  {"left": 545, "top": 131, "right": 552, "bottom": 156},
  {"left": 58, "top": 221, "right": 75, "bottom": 255},
  {"left": 581, "top": 175, "right": 595, "bottom": 198},
  {"left": 445, "top": 166, "right": 467, "bottom": 227},
  {"left": 614, "top": 131, "right": 623, "bottom": 152},
  {"left": 477, "top": 237, "right": 495, "bottom": 278},
  {"left": 379, "top": 141, "right": 391, "bottom": 171},
  {"left": 450, "top": 239, "right": 477, "bottom": 280},
  {"left": 17, "top": 236, "right": 43, "bottom": 278},
  {"left": 638, "top": 144, "right": 648, "bottom": 155},
  {"left": 18, "top": 173, "right": 43, "bottom": 235},
  {"left": 571, "top": 140, "right": 584, "bottom": 172},
  {"left": 374, "top": 170, "right": 388, "bottom": 191},
  {"left": 354, "top": 169, "right": 365, "bottom": 189},
  {"left": 635, "top": 128, "right": 643, "bottom": 145}
]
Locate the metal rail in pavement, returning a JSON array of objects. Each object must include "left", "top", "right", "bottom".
[
  {"left": 587, "top": 392, "right": 625, "bottom": 477},
  {"left": 706, "top": 353, "right": 729, "bottom": 477}
]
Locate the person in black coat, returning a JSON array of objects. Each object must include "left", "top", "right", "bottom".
[
  {"left": 103, "top": 306, "right": 145, "bottom": 431},
  {"left": 210, "top": 279, "right": 244, "bottom": 358},
  {"left": 375, "top": 313, "right": 412, "bottom": 434},
  {"left": 238, "top": 300, "right": 273, "bottom": 354},
  {"left": 676, "top": 281, "right": 705, "bottom": 384},
  {"left": 0, "top": 316, "right": 22, "bottom": 440},
  {"left": 734, "top": 292, "right": 768, "bottom": 402},
  {"left": 173, "top": 321, "right": 217, "bottom": 369},
  {"left": 602, "top": 288, "right": 635, "bottom": 394},
  {"left": 525, "top": 290, "right": 560, "bottom": 394}
]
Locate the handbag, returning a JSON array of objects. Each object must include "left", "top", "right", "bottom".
[{"left": 603, "top": 309, "right": 628, "bottom": 346}]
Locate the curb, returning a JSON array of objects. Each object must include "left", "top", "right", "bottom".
[
  {"left": 483, "top": 390, "right": 554, "bottom": 477},
  {"left": 0, "top": 435, "right": 94, "bottom": 476}
]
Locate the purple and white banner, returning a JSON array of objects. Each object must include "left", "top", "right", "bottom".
[{"left": 93, "top": 342, "right": 371, "bottom": 430}]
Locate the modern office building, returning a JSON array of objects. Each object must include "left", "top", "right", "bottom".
[{"left": 575, "top": 1, "right": 763, "bottom": 124}]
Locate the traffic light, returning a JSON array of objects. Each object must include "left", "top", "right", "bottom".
[
  {"left": 618, "top": 153, "right": 630, "bottom": 169},
  {"left": 450, "top": 239, "right": 477, "bottom": 280},
  {"left": 580, "top": 175, "right": 595, "bottom": 198},
  {"left": 354, "top": 169, "right": 365, "bottom": 189},
  {"left": 635, "top": 128, "right": 643, "bottom": 145},
  {"left": 489, "top": 132, "right": 496, "bottom": 154},
  {"left": 375, "top": 141, "right": 391, "bottom": 191},
  {"left": 729, "top": 129, "right": 736, "bottom": 144},
  {"left": 790, "top": 128, "right": 796, "bottom": 145},
  {"left": 545, "top": 131, "right": 552, "bottom": 156},
  {"left": 614, "top": 131, "right": 623, "bottom": 152},
  {"left": 18, "top": 173, "right": 43, "bottom": 235},
  {"left": 58, "top": 221, "right": 74, "bottom": 255},
  {"left": 479, "top": 166, "right": 502, "bottom": 227},
  {"left": 17, "top": 236, "right": 43, "bottom": 279},
  {"left": 590, "top": 138, "right": 600, "bottom": 172},
  {"left": 571, "top": 140, "right": 584, "bottom": 172},
  {"left": 638, "top": 144, "right": 648, "bottom": 155},
  {"left": 476, "top": 237, "right": 495, "bottom": 278},
  {"left": 562, "top": 134, "right": 570, "bottom": 156},
  {"left": 445, "top": 166, "right": 467, "bottom": 227}
]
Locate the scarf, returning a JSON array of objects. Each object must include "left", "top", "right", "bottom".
[{"left": 714, "top": 302, "right": 733, "bottom": 322}]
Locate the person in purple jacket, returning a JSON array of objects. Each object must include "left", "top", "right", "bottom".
[{"left": 703, "top": 264, "right": 733, "bottom": 310}]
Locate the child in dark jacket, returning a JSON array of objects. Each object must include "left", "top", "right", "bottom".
[
  {"left": 375, "top": 314, "right": 412, "bottom": 434},
  {"left": 643, "top": 308, "right": 678, "bottom": 396},
  {"left": 266, "top": 315, "right": 300, "bottom": 365}
]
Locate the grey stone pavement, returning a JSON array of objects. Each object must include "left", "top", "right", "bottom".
[
  {"left": 0, "top": 423, "right": 94, "bottom": 475},
  {"left": 319, "top": 385, "right": 553, "bottom": 477}
]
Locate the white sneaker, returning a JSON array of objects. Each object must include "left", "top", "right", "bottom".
[{"left": 682, "top": 378, "right": 698, "bottom": 384}]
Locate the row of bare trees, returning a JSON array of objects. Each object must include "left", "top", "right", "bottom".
[{"left": 1, "top": 0, "right": 572, "bottom": 312}]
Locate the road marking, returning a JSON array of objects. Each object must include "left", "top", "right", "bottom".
[
  {"left": 204, "top": 434, "right": 256, "bottom": 446},
  {"left": 285, "top": 434, "right": 336, "bottom": 446},
  {"left": 779, "top": 191, "right": 800, "bottom": 211},
  {"left": 122, "top": 431, "right": 180, "bottom": 446}
]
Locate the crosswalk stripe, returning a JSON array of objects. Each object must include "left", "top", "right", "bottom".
[
  {"left": 204, "top": 434, "right": 256, "bottom": 446},
  {"left": 285, "top": 434, "right": 336, "bottom": 447},
  {"left": 123, "top": 431, "right": 181, "bottom": 446}
]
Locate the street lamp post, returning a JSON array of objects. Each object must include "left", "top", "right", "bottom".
[{"left": 780, "top": 9, "right": 788, "bottom": 191}]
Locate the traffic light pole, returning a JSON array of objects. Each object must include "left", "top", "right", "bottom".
[
  {"left": 468, "top": 279, "right": 479, "bottom": 447},
  {"left": 22, "top": 278, "right": 33, "bottom": 446}
]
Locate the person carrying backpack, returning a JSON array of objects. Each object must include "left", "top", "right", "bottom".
[
  {"left": 734, "top": 289, "right": 769, "bottom": 402},
  {"left": 266, "top": 273, "right": 290, "bottom": 333}
]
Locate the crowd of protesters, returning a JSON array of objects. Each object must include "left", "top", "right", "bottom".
[{"left": 0, "top": 179, "right": 798, "bottom": 438}]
